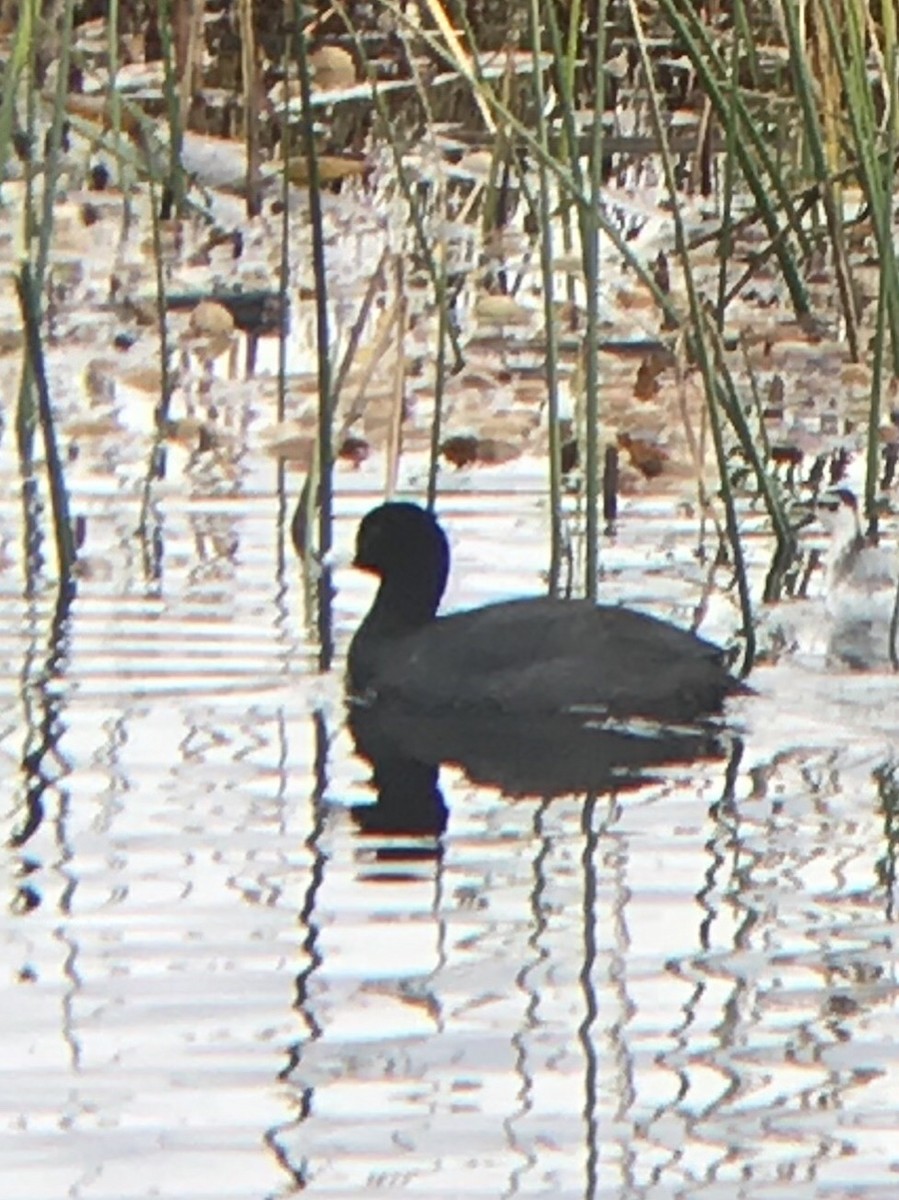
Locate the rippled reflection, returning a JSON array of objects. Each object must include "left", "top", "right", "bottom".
[{"left": 3, "top": 485, "right": 899, "bottom": 1199}]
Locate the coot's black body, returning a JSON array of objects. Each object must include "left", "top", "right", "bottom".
[{"left": 347, "top": 502, "right": 742, "bottom": 722}]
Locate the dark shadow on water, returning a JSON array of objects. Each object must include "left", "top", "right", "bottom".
[{"left": 347, "top": 700, "right": 736, "bottom": 842}]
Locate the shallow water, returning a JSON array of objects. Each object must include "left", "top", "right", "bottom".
[{"left": 3, "top": 433, "right": 899, "bottom": 1200}]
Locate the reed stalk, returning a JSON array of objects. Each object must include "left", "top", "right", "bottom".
[
  {"left": 15, "top": 0, "right": 43, "bottom": 468},
  {"left": 13, "top": 0, "right": 75, "bottom": 585},
  {"left": 656, "top": 0, "right": 811, "bottom": 317},
  {"left": 579, "top": 4, "right": 606, "bottom": 600},
  {"left": 238, "top": 0, "right": 263, "bottom": 216},
  {"left": 0, "top": 2, "right": 32, "bottom": 201},
  {"left": 35, "top": 0, "right": 75, "bottom": 286},
  {"left": 780, "top": 0, "right": 859, "bottom": 358},
  {"left": 817, "top": 0, "right": 899, "bottom": 514},
  {"left": 527, "top": 0, "right": 563, "bottom": 595},
  {"left": 627, "top": 0, "right": 755, "bottom": 671},
  {"left": 157, "top": 0, "right": 186, "bottom": 215},
  {"left": 425, "top": 271, "right": 449, "bottom": 511},
  {"left": 137, "top": 168, "right": 174, "bottom": 548},
  {"left": 332, "top": 0, "right": 464, "bottom": 505},
  {"left": 541, "top": 0, "right": 602, "bottom": 597},
  {"left": 376, "top": 0, "right": 681, "bottom": 327},
  {"left": 16, "top": 264, "right": 77, "bottom": 587},
  {"left": 293, "top": 0, "right": 334, "bottom": 672},
  {"left": 106, "top": 0, "right": 134, "bottom": 238},
  {"left": 275, "top": 17, "right": 294, "bottom": 589},
  {"left": 714, "top": 22, "right": 739, "bottom": 328},
  {"left": 277, "top": 21, "right": 293, "bottom": 429}
]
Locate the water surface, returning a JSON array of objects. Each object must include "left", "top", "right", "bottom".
[{"left": 3, "top": 438, "right": 899, "bottom": 1199}]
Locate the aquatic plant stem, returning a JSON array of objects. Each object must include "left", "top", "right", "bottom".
[
  {"left": 35, "top": 0, "right": 74, "bottom": 286},
  {"left": 106, "top": 0, "right": 134, "bottom": 237},
  {"left": 0, "top": 2, "right": 32, "bottom": 202},
  {"left": 376, "top": 0, "right": 679, "bottom": 329},
  {"left": 238, "top": 0, "right": 263, "bottom": 216},
  {"left": 817, "top": 0, "right": 899, "bottom": 507},
  {"left": 819, "top": 0, "right": 899, "bottom": 372},
  {"left": 426, "top": 267, "right": 449, "bottom": 512},
  {"left": 16, "top": 264, "right": 77, "bottom": 585},
  {"left": 157, "top": 0, "right": 185, "bottom": 215},
  {"left": 627, "top": 0, "right": 755, "bottom": 672},
  {"left": 579, "top": 0, "right": 606, "bottom": 600},
  {"left": 528, "top": 0, "right": 563, "bottom": 594},
  {"left": 276, "top": 19, "right": 294, "bottom": 585},
  {"left": 541, "top": 0, "right": 602, "bottom": 595},
  {"left": 277, "top": 22, "right": 292, "bottom": 430},
  {"left": 714, "top": 24, "right": 739, "bottom": 327},
  {"left": 780, "top": 0, "right": 859, "bottom": 358},
  {"left": 331, "top": 0, "right": 466, "bottom": 378},
  {"left": 138, "top": 171, "right": 174, "bottom": 536},
  {"left": 866, "top": 271, "right": 888, "bottom": 531},
  {"left": 15, "top": 0, "right": 74, "bottom": 456},
  {"left": 656, "top": 0, "right": 810, "bottom": 317},
  {"left": 294, "top": 0, "right": 334, "bottom": 672}
]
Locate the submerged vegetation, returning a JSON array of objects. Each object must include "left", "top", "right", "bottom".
[{"left": 4, "top": 0, "right": 899, "bottom": 670}]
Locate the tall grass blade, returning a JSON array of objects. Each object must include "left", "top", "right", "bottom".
[
  {"left": 293, "top": 0, "right": 334, "bottom": 672},
  {"left": 528, "top": 0, "right": 563, "bottom": 594},
  {"left": 657, "top": 0, "right": 811, "bottom": 317},
  {"left": 780, "top": 0, "right": 859, "bottom": 358},
  {"left": 157, "top": 0, "right": 186, "bottom": 215},
  {"left": 627, "top": 0, "right": 755, "bottom": 671},
  {"left": 0, "top": 2, "right": 33, "bottom": 201},
  {"left": 16, "top": 264, "right": 77, "bottom": 588}
]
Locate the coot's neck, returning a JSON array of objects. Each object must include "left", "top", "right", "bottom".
[
  {"left": 366, "top": 563, "right": 446, "bottom": 636},
  {"left": 347, "top": 510, "right": 451, "bottom": 693}
]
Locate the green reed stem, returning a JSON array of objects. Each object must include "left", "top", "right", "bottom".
[
  {"left": 345, "top": 4, "right": 462, "bottom": 343},
  {"left": 0, "top": 2, "right": 31, "bottom": 202},
  {"left": 628, "top": 0, "right": 755, "bottom": 672},
  {"left": 239, "top": 0, "right": 262, "bottom": 216},
  {"left": 15, "top": 0, "right": 73, "bottom": 474},
  {"left": 294, "top": 1, "right": 333, "bottom": 672},
  {"left": 563, "top": 0, "right": 583, "bottom": 96},
  {"left": 426, "top": 277, "right": 449, "bottom": 511},
  {"left": 542, "top": 0, "right": 601, "bottom": 596},
  {"left": 157, "top": 0, "right": 185, "bottom": 215},
  {"left": 714, "top": 22, "right": 739, "bottom": 327},
  {"left": 35, "top": 0, "right": 74, "bottom": 285},
  {"left": 528, "top": 0, "right": 563, "bottom": 595},
  {"left": 866, "top": 278, "right": 887, "bottom": 531},
  {"left": 106, "top": 0, "right": 133, "bottom": 235},
  {"left": 380, "top": 0, "right": 681, "bottom": 331},
  {"left": 16, "top": 264, "right": 76, "bottom": 583},
  {"left": 138, "top": 171, "right": 174, "bottom": 541},
  {"left": 15, "top": 4, "right": 41, "bottom": 467},
  {"left": 818, "top": 0, "right": 899, "bottom": 511},
  {"left": 780, "top": 0, "right": 859, "bottom": 359},
  {"left": 277, "top": 28, "right": 292, "bottom": 428},
  {"left": 579, "top": 1, "right": 606, "bottom": 600},
  {"left": 656, "top": 0, "right": 810, "bottom": 318}
]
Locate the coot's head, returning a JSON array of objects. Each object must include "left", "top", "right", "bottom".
[{"left": 354, "top": 502, "right": 450, "bottom": 619}]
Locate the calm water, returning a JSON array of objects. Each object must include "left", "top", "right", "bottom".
[{"left": 3, "top": 419, "right": 899, "bottom": 1200}]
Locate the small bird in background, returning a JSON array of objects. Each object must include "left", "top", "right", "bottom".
[{"left": 814, "top": 489, "right": 898, "bottom": 669}]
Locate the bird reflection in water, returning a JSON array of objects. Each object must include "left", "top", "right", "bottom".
[{"left": 347, "top": 700, "right": 737, "bottom": 857}]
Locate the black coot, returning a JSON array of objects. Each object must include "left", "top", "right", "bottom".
[{"left": 347, "top": 502, "right": 743, "bottom": 722}]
